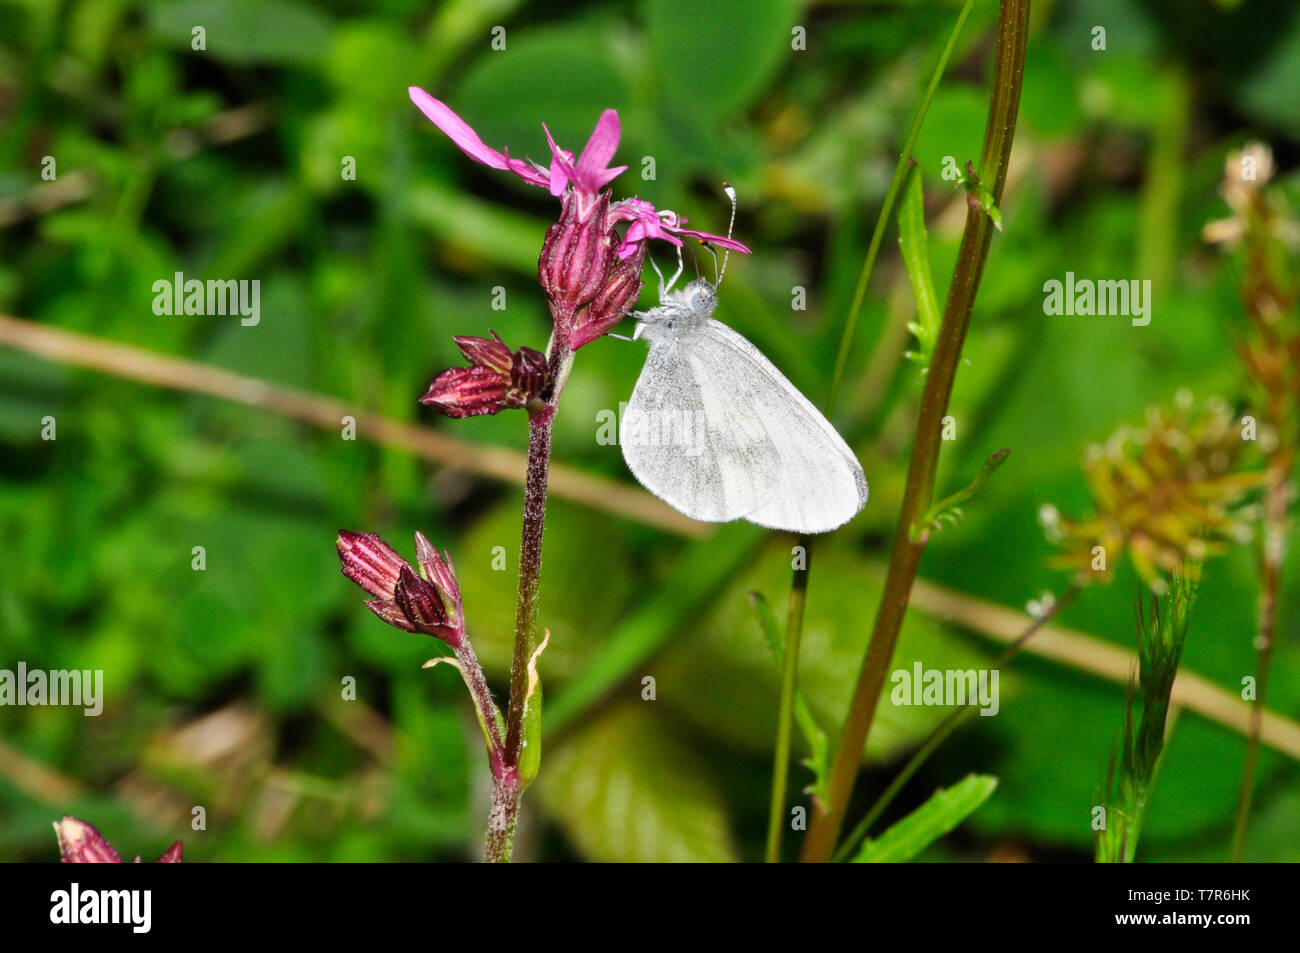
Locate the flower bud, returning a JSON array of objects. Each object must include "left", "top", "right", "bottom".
[
  {"left": 421, "top": 334, "right": 550, "bottom": 418},
  {"left": 54, "top": 816, "right": 183, "bottom": 863},
  {"left": 571, "top": 248, "right": 646, "bottom": 349},
  {"left": 453, "top": 331, "right": 514, "bottom": 376},
  {"left": 539, "top": 191, "right": 615, "bottom": 317},
  {"left": 337, "top": 531, "right": 465, "bottom": 645}
]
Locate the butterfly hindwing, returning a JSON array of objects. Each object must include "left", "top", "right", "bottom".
[{"left": 621, "top": 336, "right": 778, "bottom": 522}]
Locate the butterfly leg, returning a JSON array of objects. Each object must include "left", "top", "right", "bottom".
[
  {"left": 665, "top": 245, "right": 684, "bottom": 293},
  {"left": 648, "top": 254, "right": 668, "bottom": 298}
]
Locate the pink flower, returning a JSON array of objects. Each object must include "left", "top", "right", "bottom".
[
  {"left": 54, "top": 816, "right": 183, "bottom": 863},
  {"left": 408, "top": 88, "right": 750, "bottom": 261},
  {"left": 613, "top": 198, "right": 751, "bottom": 259}
]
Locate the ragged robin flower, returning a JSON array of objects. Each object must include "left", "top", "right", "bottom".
[
  {"left": 54, "top": 816, "right": 182, "bottom": 863},
  {"left": 408, "top": 88, "right": 749, "bottom": 350},
  {"left": 336, "top": 530, "right": 464, "bottom": 646},
  {"left": 1040, "top": 393, "right": 1269, "bottom": 591}
]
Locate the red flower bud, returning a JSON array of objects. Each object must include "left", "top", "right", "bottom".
[
  {"left": 540, "top": 192, "right": 616, "bottom": 317},
  {"left": 453, "top": 330, "right": 514, "bottom": 376},
  {"left": 54, "top": 816, "right": 183, "bottom": 863},
  {"left": 337, "top": 531, "right": 465, "bottom": 646},
  {"left": 571, "top": 248, "right": 646, "bottom": 349},
  {"left": 421, "top": 332, "right": 549, "bottom": 418},
  {"left": 336, "top": 531, "right": 407, "bottom": 601}
]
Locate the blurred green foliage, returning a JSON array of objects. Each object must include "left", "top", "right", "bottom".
[{"left": 1, "top": 0, "right": 1298, "bottom": 862}]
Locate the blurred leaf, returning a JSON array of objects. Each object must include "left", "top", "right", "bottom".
[
  {"left": 749, "top": 590, "right": 829, "bottom": 803},
  {"left": 406, "top": 182, "right": 545, "bottom": 275},
  {"left": 451, "top": 26, "right": 632, "bottom": 153},
  {"left": 644, "top": 0, "right": 798, "bottom": 117},
  {"left": 146, "top": 0, "right": 333, "bottom": 66},
  {"left": 656, "top": 539, "right": 1001, "bottom": 764},
  {"left": 539, "top": 704, "right": 738, "bottom": 862}
]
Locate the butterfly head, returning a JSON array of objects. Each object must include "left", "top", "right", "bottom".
[{"left": 658, "top": 277, "right": 717, "bottom": 320}]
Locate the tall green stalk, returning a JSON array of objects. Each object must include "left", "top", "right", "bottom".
[
  {"left": 763, "top": 0, "right": 979, "bottom": 864},
  {"left": 800, "top": 0, "right": 1031, "bottom": 863}
]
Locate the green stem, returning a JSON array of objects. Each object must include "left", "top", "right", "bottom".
[
  {"left": 824, "top": 0, "right": 978, "bottom": 417},
  {"left": 800, "top": 0, "right": 1030, "bottom": 863},
  {"left": 764, "top": 0, "right": 979, "bottom": 866},
  {"left": 765, "top": 539, "right": 811, "bottom": 862}
]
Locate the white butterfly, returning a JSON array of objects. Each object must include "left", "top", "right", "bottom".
[{"left": 618, "top": 190, "right": 868, "bottom": 534}]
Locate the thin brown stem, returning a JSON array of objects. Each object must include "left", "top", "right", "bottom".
[
  {"left": 1232, "top": 471, "right": 1289, "bottom": 860},
  {"left": 0, "top": 313, "right": 701, "bottom": 536},
  {"left": 800, "top": 0, "right": 1030, "bottom": 863}
]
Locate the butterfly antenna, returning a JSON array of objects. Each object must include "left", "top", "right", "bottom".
[
  {"left": 717, "top": 182, "right": 738, "bottom": 286},
  {"left": 686, "top": 241, "right": 701, "bottom": 280},
  {"left": 702, "top": 241, "right": 721, "bottom": 285}
]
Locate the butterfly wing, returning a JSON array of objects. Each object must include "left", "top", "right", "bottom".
[
  {"left": 621, "top": 336, "right": 779, "bottom": 522},
  {"left": 694, "top": 319, "right": 868, "bottom": 533}
]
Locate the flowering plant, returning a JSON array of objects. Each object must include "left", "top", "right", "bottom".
[{"left": 336, "top": 90, "right": 748, "bottom": 862}]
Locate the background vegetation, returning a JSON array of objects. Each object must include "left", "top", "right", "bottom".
[{"left": 2, "top": 0, "right": 1298, "bottom": 862}]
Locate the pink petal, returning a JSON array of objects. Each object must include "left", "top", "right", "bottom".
[
  {"left": 543, "top": 123, "right": 576, "bottom": 196},
  {"left": 410, "top": 88, "right": 548, "bottom": 188},
  {"left": 575, "top": 110, "right": 623, "bottom": 185},
  {"left": 409, "top": 88, "right": 507, "bottom": 170}
]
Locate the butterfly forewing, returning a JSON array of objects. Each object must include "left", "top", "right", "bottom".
[{"left": 621, "top": 337, "right": 779, "bottom": 522}]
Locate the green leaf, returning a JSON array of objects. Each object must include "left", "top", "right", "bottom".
[
  {"left": 451, "top": 26, "right": 632, "bottom": 154},
  {"left": 538, "top": 705, "right": 739, "bottom": 862},
  {"left": 517, "top": 629, "right": 550, "bottom": 788},
  {"left": 852, "top": 774, "right": 998, "bottom": 862},
  {"left": 912, "top": 448, "right": 1011, "bottom": 542},
  {"left": 406, "top": 182, "right": 547, "bottom": 276},
  {"left": 146, "top": 0, "right": 333, "bottom": 66},
  {"left": 645, "top": 0, "right": 799, "bottom": 117},
  {"left": 654, "top": 539, "right": 998, "bottom": 764},
  {"left": 546, "top": 522, "right": 767, "bottom": 732},
  {"left": 898, "top": 165, "right": 940, "bottom": 370}
]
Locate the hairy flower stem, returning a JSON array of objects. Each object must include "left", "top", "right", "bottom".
[
  {"left": 485, "top": 771, "right": 521, "bottom": 863},
  {"left": 799, "top": 0, "right": 1030, "bottom": 863},
  {"left": 486, "top": 330, "right": 572, "bottom": 863}
]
